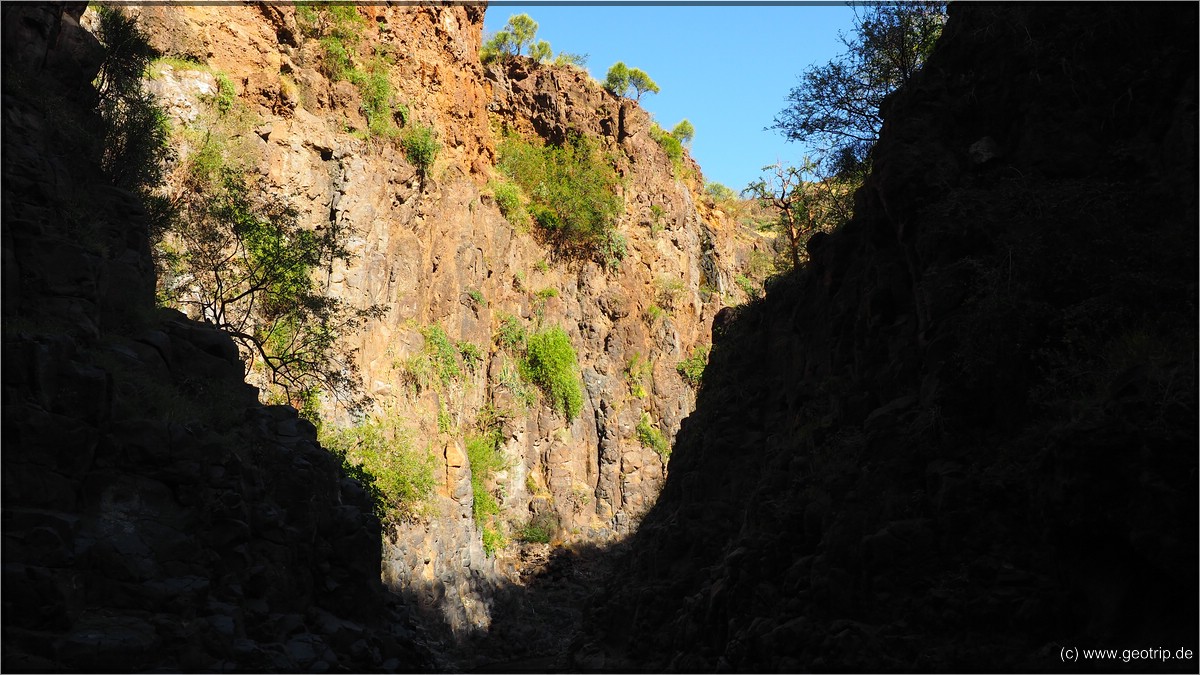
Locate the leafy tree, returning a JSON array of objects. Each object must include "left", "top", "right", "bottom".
[
  {"left": 743, "top": 159, "right": 819, "bottom": 271},
  {"left": 628, "top": 67, "right": 660, "bottom": 102},
  {"left": 482, "top": 14, "right": 543, "bottom": 63},
  {"left": 163, "top": 168, "right": 383, "bottom": 414},
  {"left": 506, "top": 13, "right": 539, "bottom": 56},
  {"left": 771, "top": 1, "right": 946, "bottom": 175},
  {"left": 530, "top": 40, "right": 552, "bottom": 64},
  {"left": 94, "top": 6, "right": 172, "bottom": 199},
  {"left": 605, "top": 61, "right": 630, "bottom": 97},
  {"left": 481, "top": 30, "right": 516, "bottom": 64},
  {"left": 671, "top": 119, "right": 695, "bottom": 145}
]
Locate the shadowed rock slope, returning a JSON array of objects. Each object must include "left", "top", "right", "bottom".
[
  {"left": 580, "top": 4, "right": 1198, "bottom": 672},
  {"left": 2, "top": 5, "right": 432, "bottom": 671}
]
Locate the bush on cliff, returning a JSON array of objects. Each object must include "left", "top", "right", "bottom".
[
  {"left": 636, "top": 412, "right": 670, "bottom": 460},
  {"left": 497, "top": 131, "right": 624, "bottom": 269},
  {"left": 402, "top": 123, "right": 440, "bottom": 174},
  {"left": 321, "top": 413, "right": 438, "bottom": 522},
  {"left": 520, "top": 326, "right": 584, "bottom": 421}
]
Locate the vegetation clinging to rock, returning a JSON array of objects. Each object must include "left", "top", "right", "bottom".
[
  {"left": 676, "top": 345, "right": 709, "bottom": 389},
  {"left": 520, "top": 326, "right": 584, "bottom": 421},
  {"left": 402, "top": 123, "right": 440, "bottom": 174},
  {"left": 497, "top": 130, "right": 624, "bottom": 268},
  {"left": 320, "top": 413, "right": 439, "bottom": 523},
  {"left": 636, "top": 412, "right": 670, "bottom": 460}
]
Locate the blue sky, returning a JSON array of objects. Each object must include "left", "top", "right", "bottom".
[{"left": 483, "top": 3, "right": 858, "bottom": 192}]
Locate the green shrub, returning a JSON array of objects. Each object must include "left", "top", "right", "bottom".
[
  {"left": 420, "top": 324, "right": 462, "bottom": 387},
  {"left": 636, "top": 412, "right": 670, "bottom": 460},
  {"left": 599, "top": 230, "right": 628, "bottom": 271},
  {"left": 497, "top": 131, "right": 623, "bottom": 267},
  {"left": 403, "top": 324, "right": 470, "bottom": 393},
  {"left": 321, "top": 414, "right": 438, "bottom": 522},
  {"left": 351, "top": 60, "right": 405, "bottom": 138},
  {"left": 521, "top": 326, "right": 583, "bottom": 420},
  {"left": 466, "top": 288, "right": 485, "bottom": 306},
  {"left": 403, "top": 123, "right": 440, "bottom": 173},
  {"left": 649, "top": 204, "right": 666, "bottom": 235},
  {"left": 737, "top": 274, "right": 763, "bottom": 301},
  {"left": 187, "top": 135, "right": 225, "bottom": 185},
  {"left": 644, "top": 304, "right": 666, "bottom": 323},
  {"left": 458, "top": 340, "right": 483, "bottom": 372},
  {"left": 213, "top": 71, "right": 236, "bottom": 114},
  {"left": 499, "top": 360, "right": 538, "bottom": 411},
  {"left": 535, "top": 287, "right": 559, "bottom": 300},
  {"left": 482, "top": 526, "right": 506, "bottom": 556},
  {"left": 553, "top": 52, "right": 589, "bottom": 68},
  {"left": 648, "top": 124, "right": 684, "bottom": 174},
  {"left": 676, "top": 345, "right": 709, "bottom": 388},
  {"left": 437, "top": 405, "right": 453, "bottom": 434},
  {"left": 495, "top": 313, "right": 528, "bottom": 350},
  {"left": 746, "top": 249, "right": 775, "bottom": 279},
  {"left": 489, "top": 178, "right": 528, "bottom": 227},
  {"left": 655, "top": 276, "right": 686, "bottom": 310},
  {"left": 466, "top": 430, "right": 507, "bottom": 529},
  {"left": 297, "top": 3, "right": 366, "bottom": 81},
  {"left": 705, "top": 181, "right": 738, "bottom": 205},
  {"left": 399, "top": 354, "right": 433, "bottom": 393},
  {"left": 625, "top": 352, "right": 652, "bottom": 398}
]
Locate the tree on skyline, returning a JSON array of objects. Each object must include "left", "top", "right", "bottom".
[
  {"left": 772, "top": 1, "right": 946, "bottom": 175},
  {"left": 671, "top": 119, "right": 695, "bottom": 146},
  {"left": 506, "top": 14, "right": 538, "bottom": 56},
  {"left": 481, "top": 13, "right": 542, "bottom": 63},
  {"left": 628, "top": 67, "right": 660, "bottom": 102},
  {"left": 605, "top": 61, "right": 630, "bottom": 97}
]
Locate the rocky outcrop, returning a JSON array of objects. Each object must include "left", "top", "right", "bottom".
[
  {"left": 581, "top": 4, "right": 1198, "bottom": 671},
  {"left": 2, "top": 5, "right": 432, "bottom": 671}
]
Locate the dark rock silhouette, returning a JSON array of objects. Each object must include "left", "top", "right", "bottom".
[
  {"left": 579, "top": 4, "right": 1198, "bottom": 672},
  {"left": 2, "top": 5, "right": 433, "bottom": 671}
]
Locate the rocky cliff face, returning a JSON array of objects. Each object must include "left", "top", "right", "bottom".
[
  {"left": 2, "top": 4, "right": 432, "bottom": 671},
  {"left": 581, "top": 4, "right": 1198, "bottom": 671},
  {"left": 68, "top": 1, "right": 751, "bottom": 643}
]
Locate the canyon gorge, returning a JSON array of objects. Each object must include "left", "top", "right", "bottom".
[{"left": 3, "top": 2, "right": 1196, "bottom": 673}]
